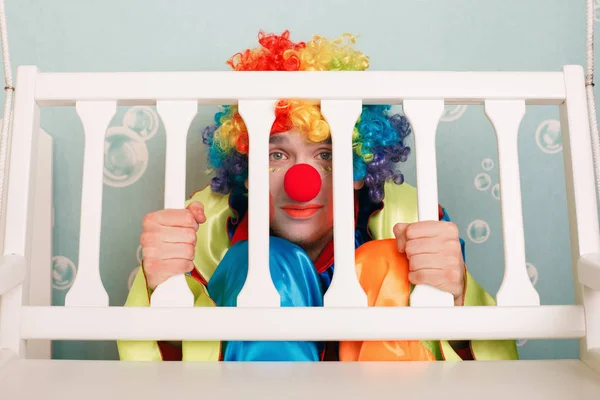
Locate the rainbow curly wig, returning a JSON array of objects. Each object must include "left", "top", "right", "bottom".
[{"left": 202, "top": 30, "right": 412, "bottom": 202}]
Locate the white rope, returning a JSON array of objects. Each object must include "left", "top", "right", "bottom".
[
  {"left": 0, "top": 0, "right": 13, "bottom": 231},
  {"left": 587, "top": 0, "right": 600, "bottom": 204}
]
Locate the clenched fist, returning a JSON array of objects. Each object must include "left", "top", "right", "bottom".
[
  {"left": 393, "top": 221, "right": 465, "bottom": 306},
  {"left": 140, "top": 201, "right": 206, "bottom": 290}
]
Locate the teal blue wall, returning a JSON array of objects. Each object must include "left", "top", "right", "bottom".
[{"left": 1, "top": 0, "right": 595, "bottom": 360}]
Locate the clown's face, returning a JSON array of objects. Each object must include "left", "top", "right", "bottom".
[{"left": 267, "top": 129, "right": 335, "bottom": 259}]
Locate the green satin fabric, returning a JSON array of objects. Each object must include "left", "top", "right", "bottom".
[
  {"left": 117, "top": 267, "right": 163, "bottom": 361},
  {"left": 368, "top": 181, "right": 419, "bottom": 236},
  {"left": 117, "top": 268, "right": 221, "bottom": 361},
  {"left": 187, "top": 187, "right": 235, "bottom": 282}
]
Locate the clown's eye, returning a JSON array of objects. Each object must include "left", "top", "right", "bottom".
[
  {"left": 317, "top": 151, "right": 332, "bottom": 161},
  {"left": 270, "top": 152, "right": 287, "bottom": 161}
]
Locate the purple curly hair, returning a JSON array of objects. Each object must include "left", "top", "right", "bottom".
[{"left": 202, "top": 104, "right": 412, "bottom": 203}]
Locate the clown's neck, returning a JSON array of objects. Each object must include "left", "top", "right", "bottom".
[{"left": 302, "top": 230, "right": 334, "bottom": 263}]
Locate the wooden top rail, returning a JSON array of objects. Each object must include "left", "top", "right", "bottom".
[{"left": 32, "top": 70, "right": 567, "bottom": 106}]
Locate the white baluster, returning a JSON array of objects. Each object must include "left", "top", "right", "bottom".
[
  {"left": 0, "top": 66, "right": 39, "bottom": 355},
  {"left": 404, "top": 100, "right": 455, "bottom": 307},
  {"left": 65, "top": 101, "right": 116, "bottom": 307},
  {"left": 150, "top": 101, "right": 198, "bottom": 307},
  {"left": 561, "top": 65, "right": 600, "bottom": 353},
  {"left": 321, "top": 100, "right": 368, "bottom": 307},
  {"left": 236, "top": 100, "right": 279, "bottom": 307},
  {"left": 485, "top": 100, "right": 539, "bottom": 306},
  {"left": 27, "top": 129, "right": 53, "bottom": 358}
]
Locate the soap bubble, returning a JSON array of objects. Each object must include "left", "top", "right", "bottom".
[
  {"left": 128, "top": 266, "right": 141, "bottom": 290},
  {"left": 491, "top": 183, "right": 500, "bottom": 200},
  {"left": 535, "top": 120, "right": 562, "bottom": 154},
  {"left": 440, "top": 105, "right": 467, "bottom": 122},
  {"left": 474, "top": 173, "right": 492, "bottom": 191},
  {"left": 52, "top": 256, "right": 77, "bottom": 291},
  {"left": 516, "top": 339, "right": 528, "bottom": 348},
  {"left": 527, "top": 263, "right": 539, "bottom": 286},
  {"left": 136, "top": 244, "right": 143, "bottom": 265},
  {"left": 104, "top": 127, "right": 149, "bottom": 188},
  {"left": 481, "top": 158, "right": 494, "bottom": 171},
  {"left": 123, "top": 106, "right": 160, "bottom": 140},
  {"left": 467, "top": 220, "right": 490, "bottom": 243}
]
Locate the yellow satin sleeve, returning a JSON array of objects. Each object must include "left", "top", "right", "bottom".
[
  {"left": 367, "top": 181, "right": 419, "bottom": 239},
  {"left": 186, "top": 186, "right": 235, "bottom": 282},
  {"left": 117, "top": 267, "right": 221, "bottom": 361},
  {"left": 118, "top": 186, "right": 233, "bottom": 361}
]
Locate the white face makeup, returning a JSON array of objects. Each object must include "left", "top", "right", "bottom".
[{"left": 267, "top": 129, "right": 334, "bottom": 255}]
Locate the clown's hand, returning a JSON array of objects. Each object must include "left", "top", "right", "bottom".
[
  {"left": 140, "top": 201, "right": 206, "bottom": 290},
  {"left": 393, "top": 221, "right": 465, "bottom": 306}
]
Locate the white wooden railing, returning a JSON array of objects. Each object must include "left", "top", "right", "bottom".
[{"left": 0, "top": 66, "right": 599, "bottom": 369}]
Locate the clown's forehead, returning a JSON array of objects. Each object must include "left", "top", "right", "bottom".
[{"left": 269, "top": 131, "right": 332, "bottom": 145}]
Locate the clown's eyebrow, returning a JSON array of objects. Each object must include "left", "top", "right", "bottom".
[
  {"left": 269, "top": 135, "right": 332, "bottom": 145},
  {"left": 269, "top": 135, "right": 288, "bottom": 144}
]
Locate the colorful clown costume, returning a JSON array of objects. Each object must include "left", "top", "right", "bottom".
[{"left": 118, "top": 181, "right": 519, "bottom": 362}]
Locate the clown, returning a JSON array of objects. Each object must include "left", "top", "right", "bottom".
[{"left": 119, "top": 30, "right": 519, "bottom": 362}]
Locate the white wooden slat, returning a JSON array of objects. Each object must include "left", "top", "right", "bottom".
[
  {"left": 34, "top": 71, "right": 567, "bottom": 107},
  {"left": 27, "top": 129, "right": 53, "bottom": 359},
  {"left": 64, "top": 101, "right": 115, "bottom": 307},
  {"left": 578, "top": 254, "right": 600, "bottom": 291},
  {"left": 3, "top": 66, "right": 40, "bottom": 261},
  {"left": 485, "top": 100, "right": 539, "bottom": 307},
  {"left": 560, "top": 66, "right": 600, "bottom": 354},
  {"left": 560, "top": 66, "right": 600, "bottom": 257},
  {"left": 0, "top": 255, "right": 26, "bottom": 296},
  {"left": 403, "top": 100, "right": 455, "bottom": 307},
  {"left": 19, "top": 305, "right": 584, "bottom": 341},
  {"left": 149, "top": 101, "right": 198, "bottom": 308},
  {"left": 320, "top": 100, "right": 367, "bottom": 307},
  {"left": 583, "top": 286, "right": 600, "bottom": 351},
  {"left": 236, "top": 100, "right": 279, "bottom": 307},
  {"left": 0, "top": 285, "right": 25, "bottom": 355},
  {"left": 0, "top": 66, "right": 40, "bottom": 356},
  {"left": 0, "top": 118, "right": 9, "bottom": 256}
]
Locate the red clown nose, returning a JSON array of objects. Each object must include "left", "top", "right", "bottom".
[{"left": 284, "top": 164, "right": 322, "bottom": 203}]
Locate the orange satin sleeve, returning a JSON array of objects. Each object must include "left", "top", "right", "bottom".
[{"left": 339, "top": 239, "right": 436, "bottom": 361}]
